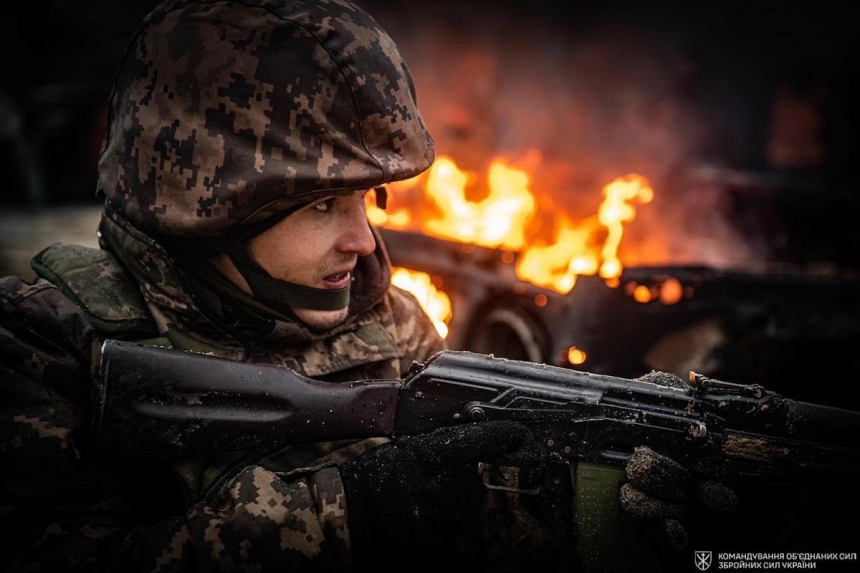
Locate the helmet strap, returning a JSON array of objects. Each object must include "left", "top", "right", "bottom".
[
  {"left": 218, "top": 210, "right": 351, "bottom": 314},
  {"left": 225, "top": 243, "right": 350, "bottom": 312}
]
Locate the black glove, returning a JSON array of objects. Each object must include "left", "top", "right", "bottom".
[
  {"left": 620, "top": 445, "right": 737, "bottom": 551},
  {"left": 620, "top": 371, "right": 738, "bottom": 553},
  {"left": 340, "top": 420, "right": 545, "bottom": 572}
]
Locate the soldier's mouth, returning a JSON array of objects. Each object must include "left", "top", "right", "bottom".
[{"left": 323, "top": 271, "right": 351, "bottom": 289}]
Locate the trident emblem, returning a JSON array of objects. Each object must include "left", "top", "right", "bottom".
[{"left": 695, "top": 551, "right": 713, "bottom": 571}]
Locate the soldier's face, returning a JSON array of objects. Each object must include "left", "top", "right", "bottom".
[{"left": 245, "top": 190, "right": 377, "bottom": 329}]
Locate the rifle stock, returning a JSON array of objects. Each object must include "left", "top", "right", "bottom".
[
  {"left": 96, "top": 339, "right": 860, "bottom": 484},
  {"left": 94, "top": 340, "right": 401, "bottom": 460}
]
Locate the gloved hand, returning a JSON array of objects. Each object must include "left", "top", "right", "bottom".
[
  {"left": 620, "top": 371, "right": 738, "bottom": 553},
  {"left": 340, "top": 420, "right": 545, "bottom": 572}
]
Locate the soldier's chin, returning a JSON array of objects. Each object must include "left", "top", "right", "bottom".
[{"left": 293, "top": 307, "right": 350, "bottom": 331}]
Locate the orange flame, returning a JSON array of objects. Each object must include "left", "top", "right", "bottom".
[
  {"left": 422, "top": 157, "right": 536, "bottom": 250},
  {"left": 517, "top": 173, "right": 653, "bottom": 292},
  {"left": 368, "top": 156, "right": 653, "bottom": 331},
  {"left": 390, "top": 267, "right": 452, "bottom": 338}
]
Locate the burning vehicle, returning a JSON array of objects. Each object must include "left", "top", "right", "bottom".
[{"left": 367, "top": 156, "right": 860, "bottom": 409}]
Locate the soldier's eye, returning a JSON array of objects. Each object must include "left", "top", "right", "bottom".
[{"left": 312, "top": 198, "right": 336, "bottom": 212}]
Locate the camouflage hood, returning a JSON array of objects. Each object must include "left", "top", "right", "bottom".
[
  {"left": 98, "top": 204, "right": 401, "bottom": 374},
  {"left": 98, "top": 0, "right": 435, "bottom": 236}
]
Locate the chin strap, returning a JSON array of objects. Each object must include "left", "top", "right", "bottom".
[
  {"left": 218, "top": 204, "right": 350, "bottom": 314},
  {"left": 169, "top": 187, "right": 389, "bottom": 318},
  {"left": 224, "top": 241, "right": 350, "bottom": 312}
]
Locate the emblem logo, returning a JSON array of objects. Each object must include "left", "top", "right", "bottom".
[{"left": 695, "top": 551, "right": 713, "bottom": 571}]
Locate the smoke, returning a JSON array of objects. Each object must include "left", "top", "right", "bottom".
[{"left": 363, "top": 1, "right": 771, "bottom": 268}]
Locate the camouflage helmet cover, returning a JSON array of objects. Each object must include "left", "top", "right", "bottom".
[{"left": 98, "top": 0, "right": 435, "bottom": 236}]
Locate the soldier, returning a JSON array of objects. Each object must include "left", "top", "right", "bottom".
[{"left": 0, "top": 1, "right": 727, "bottom": 571}]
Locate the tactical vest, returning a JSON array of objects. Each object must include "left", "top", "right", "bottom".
[{"left": 31, "top": 242, "right": 172, "bottom": 348}]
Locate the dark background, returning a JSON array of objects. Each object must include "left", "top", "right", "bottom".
[{"left": 2, "top": 1, "right": 858, "bottom": 212}]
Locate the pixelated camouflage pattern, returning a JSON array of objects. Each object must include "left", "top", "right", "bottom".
[
  {"left": 181, "top": 445, "right": 377, "bottom": 570},
  {"left": 184, "top": 465, "right": 347, "bottom": 569},
  {"left": 99, "top": 0, "right": 435, "bottom": 236},
  {"left": 0, "top": 275, "right": 96, "bottom": 403},
  {"left": 309, "top": 466, "right": 351, "bottom": 565},
  {"left": 98, "top": 201, "right": 445, "bottom": 377},
  {"left": 30, "top": 243, "right": 158, "bottom": 338},
  {"left": 2, "top": 199, "right": 444, "bottom": 569},
  {"left": 0, "top": 274, "right": 130, "bottom": 569}
]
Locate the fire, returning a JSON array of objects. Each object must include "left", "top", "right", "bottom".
[
  {"left": 368, "top": 155, "right": 653, "bottom": 296},
  {"left": 423, "top": 156, "right": 536, "bottom": 250},
  {"left": 390, "top": 267, "right": 452, "bottom": 338},
  {"left": 368, "top": 157, "right": 537, "bottom": 250},
  {"left": 367, "top": 177, "right": 417, "bottom": 228}
]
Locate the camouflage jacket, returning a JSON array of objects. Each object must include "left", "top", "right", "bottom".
[{"left": 0, "top": 205, "right": 444, "bottom": 572}]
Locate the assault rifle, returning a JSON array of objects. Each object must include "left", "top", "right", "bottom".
[{"left": 95, "top": 340, "right": 860, "bottom": 570}]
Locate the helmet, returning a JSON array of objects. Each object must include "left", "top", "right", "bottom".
[{"left": 98, "top": 0, "right": 435, "bottom": 237}]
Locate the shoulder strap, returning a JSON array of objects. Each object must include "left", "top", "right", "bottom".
[{"left": 31, "top": 243, "right": 171, "bottom": 347}]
